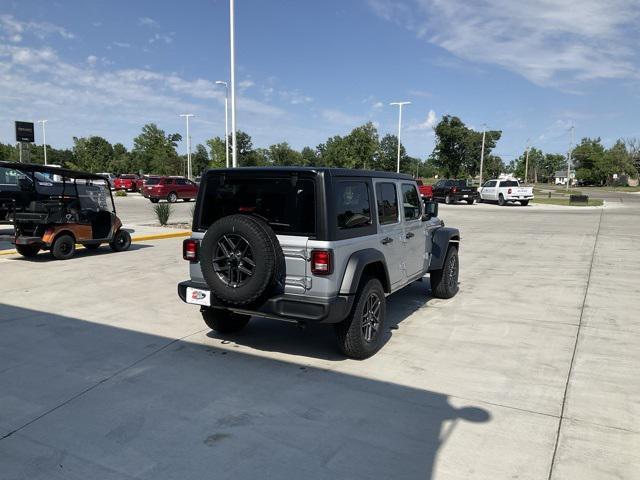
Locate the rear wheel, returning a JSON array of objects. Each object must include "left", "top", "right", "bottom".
[
  {"left": 521, "top": 200, "right": 529, "bottom": 206},
  {"left": 110, "top": 230, "right": 131, "bottom": 252},
  {"left": 445, "top": 194, "right": 453, "bottom": 205},
  {"left": 335, "top": 277, "right": 386, "bottom": 359},
  {"left": 201, "top": 308, "right": 250, "bottom": 333},
  {"left": 167, "top": 192, "right": 178, "bottom": 203},
  {"left": 498, "top": 194, "right": 506, "bottom": 206},
  {"left": 466, "top": 199, "right": 474, "bottom": 205},
  {"left": 430, "top": 246, "right": 459, "bottom": 299},
  {"left": 16, "top": 244, "right": 40, "bottom": 258},
  {"left": 51, "top": 234, "right": 75, "bottom": 260},
  {"left": 150, "top": 198, "right": 159, "bottom": 204}
]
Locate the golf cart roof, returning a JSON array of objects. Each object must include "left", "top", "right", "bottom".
[{"left": 0, "top": 162, "right": 109, "bottom": 182}]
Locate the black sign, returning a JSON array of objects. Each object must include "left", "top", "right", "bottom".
[{"left": 15, "top": 121, "right": 35, "bottom": 143}]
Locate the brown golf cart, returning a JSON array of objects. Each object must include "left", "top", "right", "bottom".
[{"left": 0, "top": 162, "right": 131, "bottom": 260}]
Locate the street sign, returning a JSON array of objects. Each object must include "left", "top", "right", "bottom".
[{"left": 15, "top": 121, "right": 35, "bottom": 143}]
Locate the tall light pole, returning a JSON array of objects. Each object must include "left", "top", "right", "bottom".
[
  {"left": 215, "top": 80, "right": 230, "bottom": 168},
  {"left": 567, "top": 125, "right": 575, "bottom": 191},
  {"left": 37, "top": 120, "right": 48, "bottom": 165},
  {"left": 390, "top": 101, "right": 411, "bottom": 173},
  {"left": 180, "top": 114, "right": 194, "bottom": 179},
  {"left": 229, "top": 0, "right": 238, "bottom": 168},
  {"left": 524, "top": 138, "right": 530, "bottom": 184},
  {"left": 479, "top": 124, "right": 486, "bottom": 186}
]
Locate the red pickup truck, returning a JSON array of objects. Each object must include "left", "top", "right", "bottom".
[
  {"left": 114, "top": 174, "right": 141, "bottom": 192},
  {"left": 143, "top": 176, "right": 199, "bottom": 203},
  {"left": 416, "top": 179, "right": 433, "bottom": 200}
]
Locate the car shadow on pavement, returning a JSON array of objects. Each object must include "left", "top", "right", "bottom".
[
  {"left": 5, "top": 243, "right": 153, "bottom": 262},
  {"left": 206, "top": 279, "right": 436, "bottom": 361},
  {"left": 0, "top": 303, "right": 490, "bottom": 480}
]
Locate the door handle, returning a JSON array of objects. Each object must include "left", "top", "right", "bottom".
[
  {"left": 381, "top": 237, "right": 393, "bottom": 245},
  {"left": 405, "top": 232, "right": 415, "bottom": 239}
]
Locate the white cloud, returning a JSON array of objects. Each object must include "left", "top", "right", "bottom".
[
  {"left": 149, "top": 33, "right": 173, "bottom": 44},
  {"left": 112, "top": 41, "right": 131, "bottom": 48},
  {"left": 138, "top": 17, "right": 158, "bottom": 27},
  {"left": 408, "top": 109, "right": 437, "bottom": 131},
  {"left": 239, "top": 79, "right": 254, "bottom": 89},
  {"left": 368, "top": 0, "right": 640, "bottom": 86},
  {"left": 372, "top": 101, "right": 384, "bottom": 109},
  {"left": 279, "top": 89, "right": 312, "bottom": 105},
  {"left": 0, "top": 14, "right": 75, "bottom": 40},
  {"left": 321, "top": 109, "right": 365, "bottom": 127}
]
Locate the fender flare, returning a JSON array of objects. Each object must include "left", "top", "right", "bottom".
[
  {"left": 339, "top": 248, "right": 391, "bottom": 295},
  {"left": 428, "top": 227, "right": 460, "bottom": 271}
]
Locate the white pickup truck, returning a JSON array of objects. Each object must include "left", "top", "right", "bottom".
[{"left": 479, "top": 179, "right": 534, "bottom": 206}]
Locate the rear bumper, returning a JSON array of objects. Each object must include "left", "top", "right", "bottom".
[{"left": 178, "top": 280, "right": 354, "bottom": 324}]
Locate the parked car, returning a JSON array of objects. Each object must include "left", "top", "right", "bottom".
[
  {"left": 432, "top": 179, "right": 478, "bottom": 204},
  {"left": 178, "top": 167, "right": 461, "bottom": 359},
  {"left": 114, "top": 174, "right": 140, "bottom": 192},
  {"left": 142, "top": 176, "right": 198, "bottom": 203},
  {"left": 479, "top": 179, "right": 534, "bottom": 206},
  {"left": 416, "top": 179, "right": 433, "bottom": 200},
  {"left": 96, "top": 173, "right": 116, "bottom": 189}
]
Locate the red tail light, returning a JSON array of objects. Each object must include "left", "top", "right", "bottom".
[
  {"left": 508, "top": 188, "right": 512, "bottom": 194},
  {"left": 183, "top": 239, "right": 199, "bottom": 261},
  {"left": 310, "top": 250, "right": 332, "bottom": 275},
  {"left": 452, "top": 187, "right": 457, "bottom": 193}
]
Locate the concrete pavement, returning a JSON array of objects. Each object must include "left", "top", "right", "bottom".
[{"left": 0, "top": 201, "right": 638, "bottom": 479}]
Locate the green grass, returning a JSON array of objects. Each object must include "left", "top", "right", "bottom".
[{"left": 531, "top": 197, "right": 603, "bottom": 207}]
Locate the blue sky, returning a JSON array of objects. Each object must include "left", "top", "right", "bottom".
[{"left": 0, "top": 0, "right": 637, "bottom": 163}]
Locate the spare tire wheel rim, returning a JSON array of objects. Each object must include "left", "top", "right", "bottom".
[{"left": 213, "top": 234, "right": 255, "bottom": 288}]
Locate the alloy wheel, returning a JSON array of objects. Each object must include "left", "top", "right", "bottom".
[
  {"left": 212, "top": 234, "right": 256, "bottom": 288},
  {"left": 361, "top": 292, "right": 381, "bottom": 343}
]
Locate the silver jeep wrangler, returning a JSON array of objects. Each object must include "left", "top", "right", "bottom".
[{"left": 178, "top": 167, "right": 460, "bottom": 359}]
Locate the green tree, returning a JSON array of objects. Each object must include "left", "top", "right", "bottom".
[
  {"left": 71, "top": 136, "right": 114, "bottom": 172},
  {"left": 132, "top": 123, "right": 182, "bottom": 175},
  {"left": 192, "top": 144, "right": 210, "bottom": 176},
  {"left": 111, "top": 143, "right": 132, "bottom": 173},
  {"left": 376, "top": 134, "right": 409, "bottom": 172},
  {"left": 573, "top": 138, "right": 607, "bottom": 185},
  {"left": 206, "top": 137, "right": 227, "bottom": 168},
  {"left": 483, "top": 155, "right": 505, "bottom": 179},
  {"left": 317, "top": 122, "right": 380, "bottom": 169},
  {"left": 268, "top": 142, "right": 302, "bottom": 166},
  {"left": 301, "top": 146, "right": 317, "bottom": 166}
]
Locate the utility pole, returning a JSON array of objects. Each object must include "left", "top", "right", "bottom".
[
  {"left": 524, "top": 139, "right": 530, "bottom": 185},
  {"left": 567, "top": 125, "right": 574, "bottom": 191},
  {"left": 180, "top": 114, "right": 194, "bottom": 179},
  {"left": 390, "top": 101, "right": 411, "bottom": 173},
  {"left": 37, "top": 120, "right": 48, "bottom": 165},
  {"left": 215, "top": 81, "right": 230, "bottom": 168},
  {"left": 479, "top": 124, "right": 486, "bottom": 186},
  {"left": 229, "top": 0, "right": 237, "bottom": 168}
]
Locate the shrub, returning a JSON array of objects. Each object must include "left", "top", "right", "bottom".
[
  {"left": 153, "top": 203, "right": 172, "bottom": 226},
  {"left": 114, "top": 190, "right": 127, "bottom": 197}
]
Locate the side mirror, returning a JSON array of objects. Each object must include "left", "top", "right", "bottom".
[{"left": 422, "top": 200, "right": 438, "bottom": 221}]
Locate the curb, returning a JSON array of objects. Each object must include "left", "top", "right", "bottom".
[{"left": 0, "top": 230, "right": 191, "bottom": 257}]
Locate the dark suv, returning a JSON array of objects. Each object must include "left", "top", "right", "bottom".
[{"left": 178, "top": 168, "right": 461, "bottom": 358}]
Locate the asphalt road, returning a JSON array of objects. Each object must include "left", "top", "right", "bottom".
[{"left": 0, "top": 200, "right": 638, "bottom": 479}]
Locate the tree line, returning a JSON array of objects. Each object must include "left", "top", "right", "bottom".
[{"left": 1, "top": 116, "right": 638, "bottom": 185}]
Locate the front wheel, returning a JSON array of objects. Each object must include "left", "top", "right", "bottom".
[
  {"left": 520, "top": 200, "right": 529, "bottom": 206},
  {"left": 16, "top": 244, "right": 40, "bottom": 258},
  {"left": 334, "top": 277, "right": 386, "bottom": 359},
  {"left": 51, "top": 234, "right": 76, "bottom": 260},
  {"left": 110, "top": 230, "right": 131, "bottom": 252},
  {"left": 430, "top": 246, "right": 459, "bottom": 299},
  {"left": 202, "top": 308, "right": 250, "bottom": 333}
]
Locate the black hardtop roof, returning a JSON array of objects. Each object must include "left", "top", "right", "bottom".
[
  {"left": 204, "top": 166, "right": 414, "bottom": 181},
  {"left": 0, "top": 161, "right": 109, "bottom": 182}
]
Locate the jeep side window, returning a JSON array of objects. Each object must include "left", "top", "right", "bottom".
[
  {"left": 401, "top": 184, "right": 420, "bottom": 220},
  {"left": 335, "top": 181, "right": 371, "bottom": 229},
  {"left": 376, "top": 182, "right": 398, "bottom": 225}
]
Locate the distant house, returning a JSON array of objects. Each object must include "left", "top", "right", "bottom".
[{"left": 555, "top": 170, "right": 576, "bottom": 186}]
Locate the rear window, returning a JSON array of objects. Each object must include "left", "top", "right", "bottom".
[
  {"left": 500, "top": 180, "right": 519, "bottom": 187},
  {"left": 145, "top": 177, "right": 161, "bottom": 185},
  {"left": 199, "top": 175, "right": 315, "bottom": 236},
  {"left": 120, "top": 175, "right": 136, "bottom": 179},
  {"left": 453, "top": 180, "right": 467, "bottom": 187}
]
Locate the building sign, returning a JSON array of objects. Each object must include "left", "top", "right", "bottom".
[{"left": 15, "top": 121, "right": 35, "bottom": 143}]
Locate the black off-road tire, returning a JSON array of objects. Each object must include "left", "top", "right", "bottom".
[
  {"left": 51, "top": 234, "right": 76, "bottom": 260},
  {"left": 466, "top": 199, "right": 474, "bottom": 205},
  {"left": 200, "top": 214, "right": 284, "bottom": 306},
  {"left": 16, "top": 244, "right": 40, "bottom": 258},
  {"left": 430, "top": 246, "right": 459, "bottom": 299},
  {"left": 201, "top": 308, "right": 250, "bottom": 333},
  {"left": 498, "top": 194, "right": 506, "bottom": 206},
  {"left": 110, "top": 230, "right": 131, "bottom": 252},
  {"left": 167, "top": 192, "right": 178, "bottom": 203},
  {"left": 520, "top": 200, "right": 529, "bottom": 206},
  {"left": 150, "top": 198, "right": 159, "bottom": 204},
  {"left": 334, "top": 277, "right": 386, "bottom": 360}
]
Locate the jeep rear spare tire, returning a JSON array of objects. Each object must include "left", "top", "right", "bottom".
[{"left": 200, "top": 214, "right": 284, "bottom": 305}]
